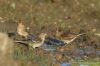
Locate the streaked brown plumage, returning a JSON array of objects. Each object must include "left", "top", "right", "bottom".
[
  {"left": 56, "top": 27, "right": 76, "bottom": 40},
  {"left": 29, "top": 33, "right": 47, "bottom": 48},
  {"left": 55, "top": 27, "right": 86, "bottom": 44},
  {"left": 17, "top": 19, "right": 29, "bottom": 38}
]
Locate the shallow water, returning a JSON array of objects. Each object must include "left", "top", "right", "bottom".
[{"left": 60, "top": 62, "right": 72, "bottom": 66}]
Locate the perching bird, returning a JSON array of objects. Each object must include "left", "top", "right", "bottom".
[
  {"left": 17, "top": 19, "right": 29, "bottom": 37},
  {"left": 62, "top": 33, "right": 86, "bottom": 44},
  {"left": 17, "top": 19, "right": 36, "bottom": 41},
  {"left": 29, "top": 33, "right": 47, "bottom": 48},
  {"left": 55, "top": 27, "right": 76, "bottom": 40}
]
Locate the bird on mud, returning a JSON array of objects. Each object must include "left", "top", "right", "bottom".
[
  {"left": 55, "top": 27, "right": 76, "bottom": 40},
  {"left": 54, "top": 27, "right": 86, "bottom": 44},
  {"left": 62, "top": 33, "right": 86, "bottom": 44},
  {"left": 17, "top": 19, "right": 35, "bottom": 41},
  {"left": 29, "top": 33, "right": 47, "bottom": 48}
]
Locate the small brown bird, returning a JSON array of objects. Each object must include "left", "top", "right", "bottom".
[
  {"left": 29, "top": 33, "right": 47, "bottom": 48},
  {"left": 55, "top": 27, "right": 86, "bottom": 44},
  {"left": 62, "top": 33, "right": 86, "bottom": 44},
  {"left": 17, "top": 19, "right": 29, "bottom": 39},
  {"left": 56, "top": 27, "right": 76, "bottom": 40}
]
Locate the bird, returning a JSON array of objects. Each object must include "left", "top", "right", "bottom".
[
  {"left": 17, "top": 19, "right": 36, "bottom": 41},
  {"left": 55, "top": 27, "right": 76, "bottom": 40},
  {"left": 29, "top": 33, "right": 47, "bottom": 48},
  {"left": 62, "top": 33, "right": 86, "bottom": 44},
  {"left": 55, "top": 27, "right": 87, "bottom": 44},
  {"left": 17, "top": 19, "right": 29, "bottom": 38}
]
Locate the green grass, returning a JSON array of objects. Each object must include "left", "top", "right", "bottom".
[
  {"left": 13, "top": 44, "right": 53, "bottom": 66},
  {"left": 73, "top": 61, "right": 100, "bottom": 66}
]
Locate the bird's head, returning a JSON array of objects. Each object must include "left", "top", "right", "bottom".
[
  {"left": 16, "top": 19, "right": 24, "bottom": 25},
  {"left": 39, "top": 33, "right": 47, "bottom": 40}
]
